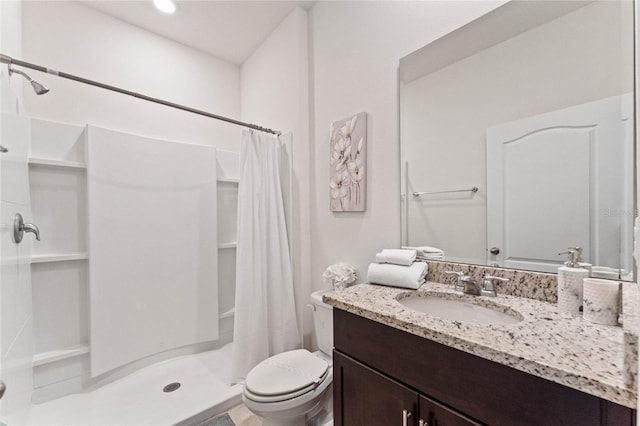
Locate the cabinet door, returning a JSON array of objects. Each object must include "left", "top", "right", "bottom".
[
  {"left": 334, "top": 351, "right": 418, "bottom": 426},
  {"left": 419, "top": 395, "right": 483, "bottom": 426}
]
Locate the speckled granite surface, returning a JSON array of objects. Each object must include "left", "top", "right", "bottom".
[
  {"left": 423, "top": 259, "right": 558, "bottom": 303},
  {"left": 622, "top": 283, "right": 640, "bottom": 392},
  {"left": 324, "top": 281, "right": 639, "bottom": 408}
]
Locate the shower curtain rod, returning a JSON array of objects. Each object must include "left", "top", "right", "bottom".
[{"left": 0, "top": 54, "right": 282, "bottom": 136}]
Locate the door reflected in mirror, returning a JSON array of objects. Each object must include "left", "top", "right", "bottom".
[{"left": 400, "top": 0, "right": 635, "bottom": 280}]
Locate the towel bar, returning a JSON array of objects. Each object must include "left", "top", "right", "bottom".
[{"left": 412, "top": 186, "right": 478, "bottom": 197}]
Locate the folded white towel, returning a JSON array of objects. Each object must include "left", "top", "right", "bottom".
[
  {"left": 403, "top": 246, "right": 445, "bottom": 257},
  {"left": 367, "top": 262, "right": 428, "bottom": 290},
  {"left": 420, "top": 253, "right": 445, "bottom": 260},
  {"left": 375, "top": 249, "right": 417, "bottom": 266}
]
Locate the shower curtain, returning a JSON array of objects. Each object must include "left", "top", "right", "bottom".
[{"left": 231, "top": 130, "right": 301, "bottom": 383}]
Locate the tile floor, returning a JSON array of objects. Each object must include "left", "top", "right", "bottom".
[{"left": 226, "top": 404, "right": 262, "bottom": 426}]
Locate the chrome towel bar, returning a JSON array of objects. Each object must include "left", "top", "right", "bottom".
[{"left": 412, "top": 186, "right": 478, "bottom": 197}]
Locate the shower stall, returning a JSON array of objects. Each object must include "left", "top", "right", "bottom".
[
  {"left": 2, "top": 115, "right": 243, "bottom": 425},
  {"left": 0, "top": 54, "right": 289, "bottom": 425}
]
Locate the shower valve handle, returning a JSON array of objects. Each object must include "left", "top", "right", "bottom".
[{"left": 13, "top": 213, "right": 40, "bottom": 243}]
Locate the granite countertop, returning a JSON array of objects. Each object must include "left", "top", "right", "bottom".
[{"left": 324, "top": 281, "right": 639, "bottom": 409}]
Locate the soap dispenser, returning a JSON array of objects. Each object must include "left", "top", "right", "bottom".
[
  {"left": 557, "top": 248, "right": 589, "bottom": 314},
  {"left": 568, "top": 246, "right": 592, "bottom": 277}
]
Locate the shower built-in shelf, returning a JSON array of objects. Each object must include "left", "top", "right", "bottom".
[
  {"left": 28, "top": 157, "right": 87, "bottom": 169},
  {"left": 31, "top": 252, "right": 89, "bottom": 264},
  {"left": 33, "top": 345, "right": 90, "bottom": 367},
  {"left": 217, "top": 177, "right": 239, "bottom": 184},
  {"left": 218, "top": 242, "right": 237, "bottom": 249},
  {"left": 219, "top": 308, "right": 235, "bottom": 319}
]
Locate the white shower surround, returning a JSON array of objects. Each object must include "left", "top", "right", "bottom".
[
  {"left": 86, "top": 126, "right": 219, "bottom": 377},
  {"left": 26, "top": 117, "right": 241, "bottom": 416}
]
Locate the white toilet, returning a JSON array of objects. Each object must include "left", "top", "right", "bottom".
[{"left": 242, "top": 289, "right": 334, "bottom": 426}]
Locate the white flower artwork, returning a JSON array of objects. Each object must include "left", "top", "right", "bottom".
[{"left": 330, "top": 112, "right": 367, "bottom": 211}]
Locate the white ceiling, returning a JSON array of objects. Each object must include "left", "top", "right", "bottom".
[{"left": 79, "top": 1, "right": 315, "bottom": 65}]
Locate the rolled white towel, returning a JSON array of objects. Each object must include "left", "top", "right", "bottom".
[
  {"left": 375, "top": 249, "right": 417, "bottom": 266},
  {"left": 367, "top": 262, "right": 428, "bottom": 290}
]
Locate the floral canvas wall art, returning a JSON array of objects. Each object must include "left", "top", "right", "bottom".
[{"left": 330, "top": 112, "right": 367, "bottom": 212}]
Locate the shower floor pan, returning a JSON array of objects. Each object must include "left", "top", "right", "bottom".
[{"left": 26, "top": 343, "right": 242, "bottom": 425}]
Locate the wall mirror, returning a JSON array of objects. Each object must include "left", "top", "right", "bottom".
[{"left": 399, "top": 0, "right": 635, "bottom": 280}]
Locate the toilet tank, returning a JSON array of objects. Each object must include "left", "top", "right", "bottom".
[{"left": 310, "top": 289, "right": 333, "bottom": 355}]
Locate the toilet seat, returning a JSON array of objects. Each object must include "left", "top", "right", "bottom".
[{"left": 245, "top": 349, "right": 329, "bottom": 403}]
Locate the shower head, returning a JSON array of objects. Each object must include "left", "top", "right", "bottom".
[
  {"left": 8, "top": 64, "right": 49, "bottom": 95},
  {"left": 29, "top": 79, "right": 49, "bottom": 95}
]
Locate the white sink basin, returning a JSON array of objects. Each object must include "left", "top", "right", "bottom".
[{"left": 398, "top": 295, "right": 522, "bottom": 325}]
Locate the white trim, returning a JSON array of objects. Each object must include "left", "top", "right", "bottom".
[
  {"left": 31, "top": 253, "right": 88, "bottom": 263},
  {"left": 217, "top": 177, "right": 239, "bottom": 184},
  {"left": 218, "top": 242, "right": 237, "bottom": 249},
  {"left": 219, "top": 308, "right": 234, "bottom": 319},
  {"left": 29, "top": 157, "right": 87, "bottom": 169}
]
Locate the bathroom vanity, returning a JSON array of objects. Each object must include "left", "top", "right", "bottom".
[
  {"left": 378, "top": 0, "right": 638, "bottom": 422},
  {"left": 325, "top": 282, "right": 638, "bottom": 426}
]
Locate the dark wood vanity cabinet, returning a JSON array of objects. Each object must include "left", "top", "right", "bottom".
[
  {"left": 333, "top": 352, "right": 418, "bottom": 425},
  {"left": 335, "top": 351, "right": 480, "bottom": 425},
  {"left": 333, "top": 309, "right": 636, "bottom": 426},
  {"left": 419, "top": 394, "right": 482, "bottom": 426}
]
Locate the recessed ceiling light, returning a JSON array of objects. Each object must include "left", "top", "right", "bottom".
[{"left": 153, "top": 0, "right": 176, "bottom": 14}]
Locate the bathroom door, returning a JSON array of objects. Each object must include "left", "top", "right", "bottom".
[
  {"left": 0, "top": 113, "right": 35, "bottom": 424},
  {"left": 486, "top": 95, "right": 632, "bottom": 273}
]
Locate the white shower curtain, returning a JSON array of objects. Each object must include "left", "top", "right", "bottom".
[{"left": 231, "top": 130, "right": 301, "bottom": 383}]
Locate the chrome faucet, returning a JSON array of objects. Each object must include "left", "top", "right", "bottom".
[
  {"left": 481, "top": 275, "right": 509, "bottom": 297},
  {"left": 444, "top": 271, "right": 465, "bottom": 292},
  {"left": 444, "top": 271, "right": 509, "bottom": 297},
  {"left": 444, "top": 271, "right": 481, "bottom": 295},
  {"left": 460, "top": 275, "right": 482, "bottom": 296}
]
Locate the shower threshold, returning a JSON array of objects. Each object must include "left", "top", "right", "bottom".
[{"left": 26, "top": 343, "right": 242, "bottom": 425}]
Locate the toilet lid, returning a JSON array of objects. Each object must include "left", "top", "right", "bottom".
[{"left": 245, "top": 349, "right": 329, "bottom": 397}]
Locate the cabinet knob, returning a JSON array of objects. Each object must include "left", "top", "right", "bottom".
[
  {"left": 402, "top": 409, "right": 413, "bottom": 426},
  {"left": 490, "top": 247, "right": 500, "bottom": 255},
  {"left": 419, "top": 420, "right": 429, "bottom": 426}
]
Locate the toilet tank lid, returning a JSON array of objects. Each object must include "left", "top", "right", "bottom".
[
  {"left": 310, "top": 289, "right": 332, "bottom": 308},
  {"left": 245, "top": 349, "right": 328, "bottom": 397}
]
